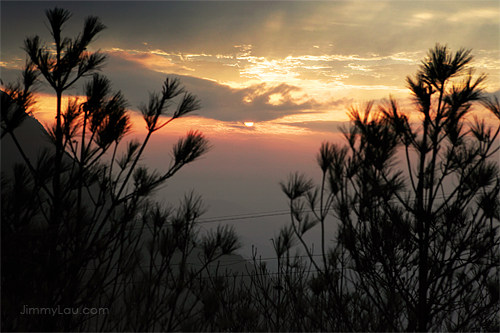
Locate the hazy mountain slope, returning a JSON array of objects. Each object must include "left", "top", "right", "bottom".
[
  {"left": 1, "top": 105, "right": 53, "bottom": 175},
  {"left": 1, "top": 93, "right": 256, "bottom": 272}
]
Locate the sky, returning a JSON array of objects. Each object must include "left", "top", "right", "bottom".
[{"left": 2, "top": 0, "right": 500, "bottom": 259}]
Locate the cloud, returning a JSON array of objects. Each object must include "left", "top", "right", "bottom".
[
  {"left": 2, "top": 51, "right": 351, "bottom": 125},
  {"left": 183, "top": 80, "right": 340, "bottom": 122},
  {"left": 107, "top": 50, "right": 194, "bottom": 74},
  {"left": 102, "top": 53, "right": 344, "bottom": 123},
  {"left": 281, "top": 120, "right": 351, "bottom": 134},
  {"left": 447, "top": 8, "right": 499, "bottom": 23},
  {"left": 0, "top": 67, "right": 23, "bottom": 87},
  {"left": 4, "top": 0, "right": 497, "bottom": 128},
  {"left": 3, "top": 1, "right": 499, "bottom": 65},
  {"left": 481, "top": 90, "right": 500, "bottom": 106},
  {"left": 405, "top": 12, "right": 435, "bottom": 27}
]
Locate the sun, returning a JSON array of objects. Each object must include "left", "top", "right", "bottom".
[{"left": 244, "top": 122, "right": 254, "bottom": 127}]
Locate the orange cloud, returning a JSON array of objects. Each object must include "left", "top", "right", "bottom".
[
  {"left": 28, "top": 93, "right": 83, "bottom": 125},
  {"left": 107, "top": 50, "right": 194, "bottom": 74}
]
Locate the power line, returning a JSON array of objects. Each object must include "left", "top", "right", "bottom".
[
  {"left": 197, "top": 210, "right": 291, "bottom": 224},
  {"left": 146, "top": 190, "right": 457, "bottom": 227},
  {"left": 8, "top": 190, "right": 471, "bottom": 237},
  {"left": 191, "top": 190, "right": 457, "bottom": 225},
  {"left": 80, "top": 253, "right": 325, "bottom": 272},
  {"left": 83, "top": 268, "right": 322, "bottom": 285}
]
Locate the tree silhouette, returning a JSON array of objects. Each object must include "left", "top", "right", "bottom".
[
  {"left": 280, "top": 44, "right": 499, "bottom": 331},
  {"left": 1, "top": 8, "right": 240, "bottom": 332},
  {"left": 3, "top": 10, "right": 499, "bottom": 331}
]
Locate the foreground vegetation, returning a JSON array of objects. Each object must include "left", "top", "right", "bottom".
[{"left": 2, "top": 7, "right": 499, "bottom": 332}]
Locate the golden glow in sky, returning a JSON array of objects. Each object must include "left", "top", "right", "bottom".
[
  {"left": 2, "top": 1, "right": 499, "bottom": 136},
  {"left": 2, "top": 1, "right": 499, "bottom": 245}
]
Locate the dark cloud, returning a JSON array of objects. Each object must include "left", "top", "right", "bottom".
[
  {"left": 103, "top": 53, "right": 342, "bottom": 122},
  {"left": 1, "top": 54, "right": 345, "bottom": 123},
  {"left": 4, "top": 1, "right": 497, "bottom": 64},
  {"left": 3, "top": 1, "right": 497, "bottom": 124},
  {"left": 1, "top": 67, "right": 24, "bottom": 88},
  {"left": 482, "top": 90, "right": 500, "bottom": 100}
]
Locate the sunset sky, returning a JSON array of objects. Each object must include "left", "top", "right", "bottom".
[{"left": 2, "top": 1, "right": 499, "bottom": 258}]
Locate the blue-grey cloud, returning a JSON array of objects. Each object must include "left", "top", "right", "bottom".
[
  {"left": 1, "top": 53, "right": 350, "bottom": 123},
  {"left": 101, "top": 53, "right": 348, "bottom": 122},
  {"left": 3, "top": 1, "right": 498, "bottom": 64}
]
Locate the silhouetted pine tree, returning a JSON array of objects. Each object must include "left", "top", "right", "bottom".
[
  {"left": 1, "top": 8, "right": 240, "bottom": 332},
  {"left": 280, "top": 44, "right": 499, "bottom": 332}
]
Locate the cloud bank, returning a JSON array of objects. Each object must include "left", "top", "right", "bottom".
[{"left": 103, "top": 52, "right": 350, "bottom": 123}]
